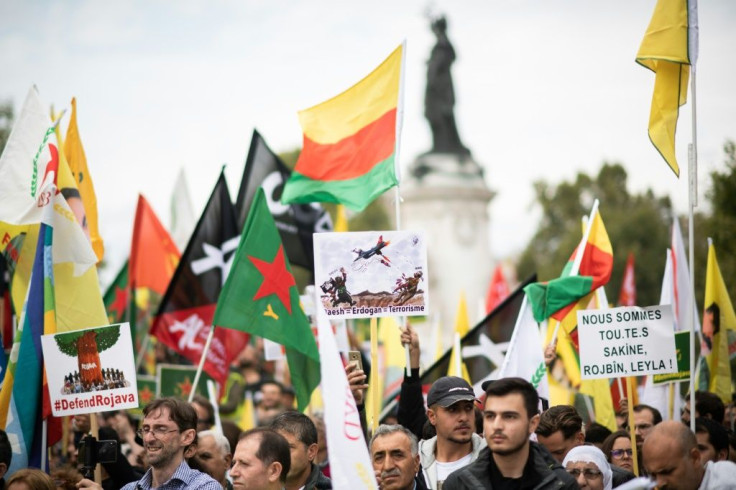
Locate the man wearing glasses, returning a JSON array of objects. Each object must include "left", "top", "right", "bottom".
[{"left": 122, "top": 397, "right": 221, "bottom": 489}]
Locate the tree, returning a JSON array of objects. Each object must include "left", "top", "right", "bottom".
[
  {"left": 518, "top": 163, "right": 673, "bottom": 307},
  {"left": 55, "top": 325, "right": 120, "bottom": 387},
  {"left": 701, "top": 140, "right": 736, "bottom": 301}
]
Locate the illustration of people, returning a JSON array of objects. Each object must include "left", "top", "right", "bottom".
[
  {"left": 393, "top": 270, "right": 423, "bottom": 305},
  {"left": 324, "top": 267, "right": 356, "bottom": 307}
]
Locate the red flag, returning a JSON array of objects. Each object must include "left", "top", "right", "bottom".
[
  {"left": 130, "top": 195, "right": 181, "bottom": 294},
  {"left": 485, "top": 264, "right": 510, "bottom": 314},
  {"left": 617, "top": 252, "right": 636, "bottom": 306}
]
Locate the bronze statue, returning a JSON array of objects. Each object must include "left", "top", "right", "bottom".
[{"left": 425, "top": 16, "right": 469, "bottom": 155}]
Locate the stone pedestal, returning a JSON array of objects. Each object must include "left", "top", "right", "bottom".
[{"left": 401, "top": 152, "right": 494, "bottom": 348}]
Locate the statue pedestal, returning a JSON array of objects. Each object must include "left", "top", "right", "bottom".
[{"left": 401, "top": 152, "right": 494, "bottom": 348}]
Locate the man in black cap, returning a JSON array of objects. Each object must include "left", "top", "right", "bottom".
[{"left": 397, "top": 325, "right": 486, "bottom": 489}]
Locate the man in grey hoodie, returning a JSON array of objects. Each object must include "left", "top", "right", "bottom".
[{"left": 397, "top": 324, "right": 486, "bottom": 489}]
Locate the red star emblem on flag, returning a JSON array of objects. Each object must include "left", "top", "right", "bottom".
[
  {"left": 177, "top": 377, "right": 194, "bottom": 398},
  {"left": 108, "top": 286, "right": 128, "bottom": 318},
  {"left": 249, "top": 245, "right": 296, "bottom": 314},
  {"left": 139, "top": 385, "right": 154, "bottom": 404}
]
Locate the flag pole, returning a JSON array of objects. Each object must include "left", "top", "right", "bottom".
[
  {"left": 135, "top": 333, "right": 151, "bottom": 373},
  {"left": 189, "top": 326, "right": 216, "bottom": 403},
  {"left": 395, "top": 186, "right": 411, "bottom": 376},
  {"left": 687, "top": 66, "right": 698, "bottom": 434}
]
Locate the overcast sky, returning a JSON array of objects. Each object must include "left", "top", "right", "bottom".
[{"left": 2, "top": 0, "right": 735, "bottom": 288}]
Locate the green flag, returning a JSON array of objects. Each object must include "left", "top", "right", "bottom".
[{"left": 214, "top": 188, "right": 320, "bottom": 411}]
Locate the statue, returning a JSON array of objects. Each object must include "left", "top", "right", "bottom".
[{"left": 425, "top": 16, "right": 469, "bottom": 155}]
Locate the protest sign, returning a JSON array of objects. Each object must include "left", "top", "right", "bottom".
[
  {"left": 653, "top": 331, "right": 691, "bottom": 384},
  {"left": 313, "top": 231, "right": 428, "bottom": 319},
  {"left": 156, "top": 364, "right": 214, "bottom": 400},
  {"left": 578, "top": 305, "right": 677, "bottom": 379},
  {"left": 133, "top": 375, "right": 157, "bottom": 413},
  {"left": 41, "top": 323, "right": 138, "bottom": 416}
]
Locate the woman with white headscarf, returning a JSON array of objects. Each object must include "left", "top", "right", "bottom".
[{"left": 562, "top": 444, "right": 613, "bottom": 490}]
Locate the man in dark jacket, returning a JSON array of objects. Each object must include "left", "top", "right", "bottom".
[
  {"left": 270, "top": 411, "right": 332, "bottom": 490},
  {"left": 443, "top": 378, "right": 577, "bottom": 489}
]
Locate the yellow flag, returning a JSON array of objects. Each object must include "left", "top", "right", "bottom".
[
  {"left": 703, "top": 242, "right": 735, "bottom": 403},
  {"left": 64, "top": 97, "right": 104, "bottom": 260},
  {"left": 447, "top": 292, "right": 472, "bottom": 383},
  {"left": 333, "top": 204, "right": 349, "bottom": 232},
  {"left": 636, "top": 0, "right": 697, "bottom": 177},
  {"left": 11, "top": 224, "right": 107, "bottom": 332}
]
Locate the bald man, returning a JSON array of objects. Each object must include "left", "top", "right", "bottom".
[{"left": 643, "top": 421, "right": 736, "bottom": 489}]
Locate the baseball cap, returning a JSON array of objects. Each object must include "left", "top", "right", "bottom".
[{"left": 427, "top": 376, "right": 477, "bottom": 407}]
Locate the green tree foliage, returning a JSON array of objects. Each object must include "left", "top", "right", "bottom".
[
  {"left": 518, "top": 163, "right": 673, "bottom": 307},
  {"left": 702, "top": 140, "right": 736, "bottom": 301},
  {"left": 0, "top": 101, "right": 13, "bottom": 155},
  {"left": 55, "top": 325, "right": 121, "bottom": 357}
]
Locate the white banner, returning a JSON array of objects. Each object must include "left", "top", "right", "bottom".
[
  {"left": 41, "top": 323, "right": 138, "bottom": 416},
  {"left": 316, "top": 302, "right": 378, "bottom": 490},
  {"left": 579, "top": 305, "right": 677, "bottom": 379}
]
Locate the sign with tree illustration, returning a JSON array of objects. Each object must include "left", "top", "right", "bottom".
[{"left": 41, "top": 323, "right": 138, "bottom": 416}]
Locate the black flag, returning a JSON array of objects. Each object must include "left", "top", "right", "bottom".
[
  {"left": 235, "top": 130, "right": 332, "bottom": 271},
  {"left": 151, "top": 170, "right": 248, "bottom": 386}
]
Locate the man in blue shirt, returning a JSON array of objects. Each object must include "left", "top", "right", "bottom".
[{"left": 119, "top": 398, "right": 221, "bottom": 489}]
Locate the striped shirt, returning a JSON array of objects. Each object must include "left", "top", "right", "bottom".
[{"left": 121, "top": 460, "right": 222, "bottom": 490}]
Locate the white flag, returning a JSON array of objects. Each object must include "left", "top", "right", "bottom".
[
  {"left": 671, "top": 218, "right": 700, "bottom": 333},
  {"left": 316, "top": 305, "right": 378, "bottom": 490},
  {"left": 170, "top": 168, "right": 196, "bottom": 251},
  {"left": 497, "top": 295, "right": 550, "bottom": 401},
  {"left": 0, "top": 87, "right": 96, "bottom": 275}
]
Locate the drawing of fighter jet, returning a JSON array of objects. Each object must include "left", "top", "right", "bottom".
[{"left": 352, "top": 235, "right": 391, "bottom": 267}]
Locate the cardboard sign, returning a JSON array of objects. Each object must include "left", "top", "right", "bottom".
[
  {"left": 653, "top": 331, "right": 691, "bottom": 384},
  {"left": 41, "top": 323, "right": 138, "bottom": 416},
  {"left": 313, "top": 231, "right": 429, "bottom": 319},
  {"left": 156, "top": 364, "right": 214, "bottom": 400},
  {"left": 578, "top": 305, "right": 677, "bottom": 379}
]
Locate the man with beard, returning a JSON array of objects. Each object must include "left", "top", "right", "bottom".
[
  {"left": 443, "top": 378, "right": 577, "bottom": 489},
  {"left": 120, "top": 398, "right": 221, "bottom": 489},
  {"left": 397, "top": 325, "right": 486, "bottom": 489}
]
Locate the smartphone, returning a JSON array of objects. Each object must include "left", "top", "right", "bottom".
[{"left": 348, "top": 350, "right": 363, "bottom": 372}]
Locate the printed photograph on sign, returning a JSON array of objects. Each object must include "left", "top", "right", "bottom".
[
  {"left": 313, "top": 231, "right": 428, "bottom": 319},
  {"left": 41, "top": 323, "right": 138, "bottom": 416}
]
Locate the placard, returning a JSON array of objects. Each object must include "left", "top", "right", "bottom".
[
  {"left": 156, "top": 364, "right": 214, "bottom": 400},
  {"left": 652, "top": 331, "right": 691, "bottom": 384},
  {"left": 41, "top": 323, "right": 138, "bottom": 416},
  {"left": 578, "top": 305, "right": 677, "bottom": 379},
  {"left": 313, "top": 231, "right": 428, "bottom": 319}
]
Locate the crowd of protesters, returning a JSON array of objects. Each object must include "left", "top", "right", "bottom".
[{"left": 3, "top": 327, "right": 736, "bottom": 490}]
